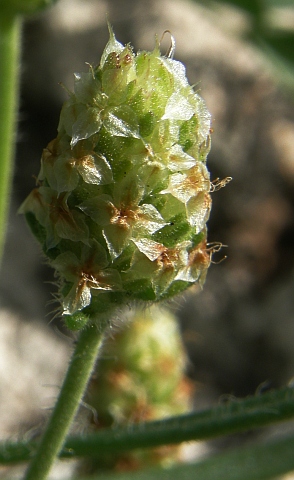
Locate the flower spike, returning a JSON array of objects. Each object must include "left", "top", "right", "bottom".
[{"left": 20, "top": 26, "right": 214, "bottom": 329}]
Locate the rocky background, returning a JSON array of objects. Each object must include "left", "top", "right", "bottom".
[{"left": 1, "top": 0, "right": 294, "bottom": 478}]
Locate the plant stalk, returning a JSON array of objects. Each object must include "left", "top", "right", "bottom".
[
  {"left": 23, "top": 323, "right": 106, "bottom": 480},
  {"left": 3, "top": 385, "right": 294, "bottom": 465},
  {"left": 80, "top": 432, "right": 294, "bottom": 480},
  {"left": 0, "top": 14, "right": 21, "bottom": 263}
]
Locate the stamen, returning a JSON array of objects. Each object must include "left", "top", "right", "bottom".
[{"left": 210, "top": 177, "right": 232, "bottom": 192}]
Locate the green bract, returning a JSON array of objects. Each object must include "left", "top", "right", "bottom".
[{"left": 20, "top": 27, "right": 212, "bottom": 330}]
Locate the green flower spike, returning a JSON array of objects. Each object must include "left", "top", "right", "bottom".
[
  {"left": 77, "top": 305, "right": 194, "bottom": 474},
  {"left": 20, "top": 26, "right": 213, "bottom": 330}
]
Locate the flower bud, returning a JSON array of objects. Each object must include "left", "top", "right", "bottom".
[
  {"left": 78, "top": 306, "right": 194, "bottom": 472},
  {"left": 20, "top": 26, "right": 212, "bottom": 329}
]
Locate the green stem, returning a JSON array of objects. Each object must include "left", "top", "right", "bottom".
[
  {"left": 63, "top": 385, "right": 294, "bottom": 456},
  {"left": 23, "top": 323, "right": 106, "bottom": 480},
  {"left": 3, "top": 386, "right": 294, "bottom": 465},
  {"left": 81, "top": 433, "right": 294, "bottom": 480},
  {"left": 0, "top": 14, "right": 21, "bottom": 263}
]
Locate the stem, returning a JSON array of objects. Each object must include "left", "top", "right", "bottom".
[
  {"left": 0, "top": 14, "right": 21, "bottom": 263},
  {"left": 83, "top": 433, "right": 294, "bottom": 480},
  {"left": 63, "top": 385, "right": 294, "bottom": 456},
  {"left": 23, "top": 323, "right": 106, "bottom": 480},
  {"left": 4, "top": 386, "right": 294, "bottom": 465}
]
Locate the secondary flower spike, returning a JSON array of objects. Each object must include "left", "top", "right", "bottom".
[{"left": 20, "top": 26, "right": 213, "bottom": 330}]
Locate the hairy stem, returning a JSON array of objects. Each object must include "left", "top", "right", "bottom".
[
  {"left": 3, "top": 386, "right": 294, "bottom": 465},
  {"left": 0, "top": 14, "right": 21, "bottom": 263},
  {"left": 80, "top": 432, "right": 294, "bottom": 480},
  {"left": 23, "top": 323, "right": 106, "bottom": 480},
  {"left": 63, "top": 384, "right": 294, "bottom": 456}
]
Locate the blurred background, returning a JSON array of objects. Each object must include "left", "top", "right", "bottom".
[{"left": 1, "top": 0, "right": 294, "bottom": 475}]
